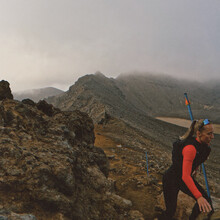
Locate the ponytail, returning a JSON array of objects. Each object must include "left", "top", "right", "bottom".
[{"left": 179, "top": 120, "right": 197, "bottom": 140}]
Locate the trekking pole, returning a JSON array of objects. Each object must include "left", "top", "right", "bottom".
[{"left": 184, "top": 93, "right": 211, "bottom": 198}]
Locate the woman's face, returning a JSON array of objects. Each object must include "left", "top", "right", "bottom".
[{"left": 197, "top": 124, "right": 214, "bottom": 145}]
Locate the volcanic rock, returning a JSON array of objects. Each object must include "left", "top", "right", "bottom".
[
  {"left": 0, "top": 80, "right": 13, "bottom": 100},
  {"left": 21, "top": 99, "right": 36, "bottom": 106},
  {"left": 36, "top": 99, "right": 60, "bottom": 117},
  {"left": 0, "top": 98, "right": 139, "bottom": 219}
]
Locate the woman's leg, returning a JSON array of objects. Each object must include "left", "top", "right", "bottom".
[{"left": 162, "top": 171, "right": 180, "bottom": 219}]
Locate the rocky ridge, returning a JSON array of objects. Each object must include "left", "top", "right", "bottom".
[
  {"left": 46, "top": 73, "right": 134, "bottom": 124},
  {"left": 0, "top": 80, "right": 143, "bottom": 219},
  {"left": 46, "top": 72, "right": 220, "bottom": 123}
]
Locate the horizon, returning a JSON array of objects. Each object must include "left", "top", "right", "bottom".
[{"left": 11, "top": 71, "right": 220, "bottom": 93}]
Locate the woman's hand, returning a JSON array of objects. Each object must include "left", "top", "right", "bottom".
[{"left": 197, "top": 196, "right": 212, "bottom": 213}]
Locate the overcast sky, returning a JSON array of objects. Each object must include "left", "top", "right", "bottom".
[{"left": 1, "top": 0, "right": 220, "bottom": 92}]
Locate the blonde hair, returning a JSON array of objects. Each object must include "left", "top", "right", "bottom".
[{"left": 180, "top": 119, "right": 208, "bottom": 140}]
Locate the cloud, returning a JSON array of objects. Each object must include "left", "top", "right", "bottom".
[{"left": 0, "top": 0, "right": 220, "bottom": 92}]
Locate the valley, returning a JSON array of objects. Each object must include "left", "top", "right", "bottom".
[{"left": 156, "top": 117, "right": 220, "bottom": 134}]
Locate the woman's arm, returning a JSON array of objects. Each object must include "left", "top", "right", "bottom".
[
  {"left": 182, "top": 145, "right": 212, "bottom": 212},
  {"left": 182, "top": 145, "right": 202, "bottom": 199}
]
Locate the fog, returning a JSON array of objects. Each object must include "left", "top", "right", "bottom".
[{"left": 0, "top": 0, "right": 220, "bottom": 92}]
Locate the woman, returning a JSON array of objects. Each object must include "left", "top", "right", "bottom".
[{"left": 160, "top": 119, "right": 214, "bottom": 220}]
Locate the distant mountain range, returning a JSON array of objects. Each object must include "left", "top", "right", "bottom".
[
  {"left": 13, "top": 87, "right": 64, "bottom": 102},
  {"left": 116, "top": 73, "right": 220, "bottom": 121},
  {"left": 46, "top": 72, "right": 220, "bottom": 123}
]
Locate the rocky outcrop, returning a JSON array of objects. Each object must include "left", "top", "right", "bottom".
[
  {"left": 0, "top": 98, "right": 142, "bottom": 219},
  {"left": 0, "top": 80, "right": 13, "bottom": 100}
]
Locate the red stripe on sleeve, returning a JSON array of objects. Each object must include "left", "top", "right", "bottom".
[{"left": 182, "top": 145, "right": 202, "bottom": 199}]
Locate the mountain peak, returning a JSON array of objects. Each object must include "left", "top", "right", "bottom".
[{"left": 94, "top": 71, "right": 106, "bottom": 77}]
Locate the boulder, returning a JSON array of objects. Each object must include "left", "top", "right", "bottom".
[
  {"left": 0, "top": 80, "right": 13, "bottom": 100},
  {"left": 36, "top": 99, "right": 60, "bottom": 116}
]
